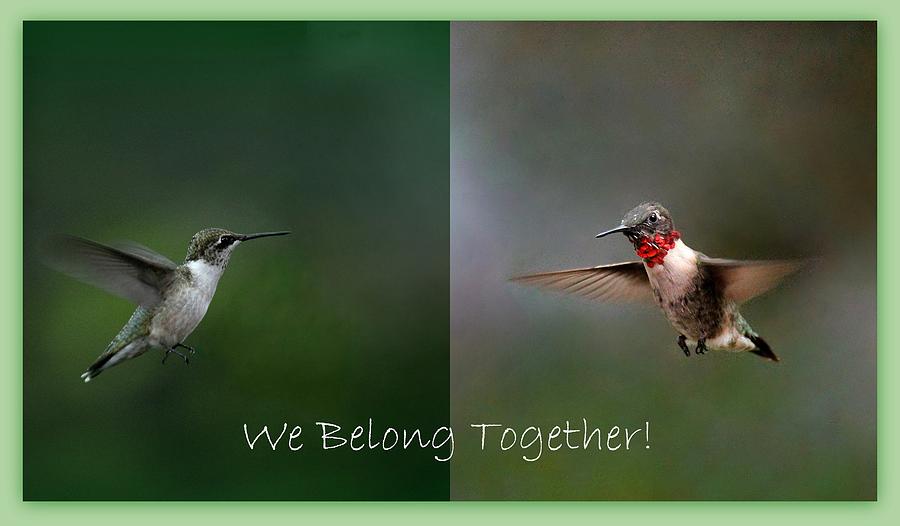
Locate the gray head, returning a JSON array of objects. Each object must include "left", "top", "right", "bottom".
[
  {"left": 185, "top": 228, "right": 290, "bottom": 266},
  {"left": 595, "top": 202, "right": 676, "bottom": 245}
]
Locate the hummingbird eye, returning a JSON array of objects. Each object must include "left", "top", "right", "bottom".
[
  {"left": 218, "top": 235, "right": 235, "bottom": 247},
  {"left": 648, "top": 212, "right": 659, "bottom": 223}
]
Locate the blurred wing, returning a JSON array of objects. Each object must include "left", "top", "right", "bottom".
[
  {"left": 511, "top": 261, "right": 652, "bottom": 303},
  {"left": 112, "top": 240, "right": 178, "bottom": 269},
  {"left": 42, "top": 235, "right": 177, "bottom": 307},
  {"left": 701, "top": 256, "right": 804, "bottom": 303}
]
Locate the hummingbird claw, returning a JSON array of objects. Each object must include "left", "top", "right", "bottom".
[
  {"left": 695, "top": 339, "right": 708, "bottom": 355},
  {"left": 162, "top": 347, "right": 190, "bottom": 365},
  {"left": 677, "top": 335, "right": 691, "bottom": 357},
  {"left": 175, "top": 343, "right": 196, "bottom": 355}
]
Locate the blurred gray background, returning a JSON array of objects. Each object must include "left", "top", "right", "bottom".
[{"left": 450, "top": 22, "right": 875, "bottom": 500}]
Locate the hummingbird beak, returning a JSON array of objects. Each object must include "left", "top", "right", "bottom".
[
  {"left": 595, "top": 225, "right": 631, "bottom": 239},
  {"left": 239, "top": 231, "right": 291, "bottom": 242}
]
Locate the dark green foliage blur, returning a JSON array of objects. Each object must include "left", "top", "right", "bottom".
[
  {"left": 24, "top": 22, "right": 449, "bottom": 500},
  {"left": 450, "top": 22, "right": 875, "bottom": 500}
]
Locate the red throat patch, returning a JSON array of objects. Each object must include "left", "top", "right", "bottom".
[{"left": 635, "top": 231, "right": 681, "bottom": 268}]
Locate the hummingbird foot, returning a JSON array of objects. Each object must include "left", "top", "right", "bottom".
[
  {"left": 695, "top": 339, "right": 708, "bottom": 355},
  {"left": 162, "top": 347, "right": 190, "bottom": 365},
  {"left": 677, "top": 335, "right": 691, "bottom": 357},
  {"left": 174, "top": 343, "right": 195, "bottom": 356}
]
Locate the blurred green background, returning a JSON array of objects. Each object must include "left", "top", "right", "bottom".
[
  {"left": 450, "top": 22, "right": 875, "bottom": 500},
  {"left": 24, "top": 22, "right": 449, "bottom": 500}
]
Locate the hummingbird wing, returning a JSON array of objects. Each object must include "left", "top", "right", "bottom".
[
  {"left": 113, "top": 240, "right": 178, "bottom": 269},
  {"left": 700, "top": 256, "right": 804, "bottom": 304},
  {"left": 42, "top": 235, "right": 177, "bottom": 307},
  {"left": 511, "top": 261, "right": 652, "bottom": 302}
]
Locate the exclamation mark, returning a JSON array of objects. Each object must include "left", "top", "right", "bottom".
[{"left": 645, "top": 421, "right": 651, "bottom": 449}]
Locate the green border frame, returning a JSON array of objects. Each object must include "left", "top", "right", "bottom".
[{"left": 1, "top": 1, "right": 893, "bottom": 523}]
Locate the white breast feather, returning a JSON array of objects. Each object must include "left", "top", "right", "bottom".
[
  {"left": 644, "top": 239, "right": 697, "bottom": 300},
  {"left": 186, "top": 259, "right": 225, "bottom": 295},
  {"left": 149, "top": 260, "right": 225, "bottom": 347}
]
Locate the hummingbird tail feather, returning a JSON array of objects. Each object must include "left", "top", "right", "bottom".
[
  {"left": 80, "top": 307, "right": 153, "bottom": 383},
  {"left": 747, "top": 334, "right": 779, "bottom": 362},
  {"left": 81, "top": 353, "right": 115, "bottom": 382},
  {"left": 80, "top": 365, "right": 103, "bottom": 383}
]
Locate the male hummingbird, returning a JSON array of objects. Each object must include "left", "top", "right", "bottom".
[
  {"left": 513, "top": 202, "right": 801, "bottom": 361},
  {"left": 43, "top": 228, "right": 290, "bottom": 381}
]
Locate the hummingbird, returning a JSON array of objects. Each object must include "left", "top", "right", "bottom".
[
  {"left": 512, "top": 202, "right": 802, "bottom": 361},
  {"left": 43, "top": 228, "right": 290, "bottom": 381}
]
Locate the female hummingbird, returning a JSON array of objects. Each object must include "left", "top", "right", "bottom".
[
  {"left": 513, "top": 202, "right": 801, "bottom": 361},
  {"left": 44, "top": 228, "right": 290, "bottom": 381}
]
